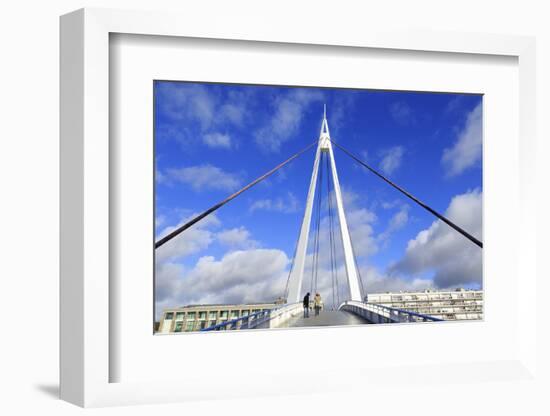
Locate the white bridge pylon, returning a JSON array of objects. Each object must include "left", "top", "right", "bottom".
[{"left": 287, "top": 106, "right": 362, "bottom": 303}]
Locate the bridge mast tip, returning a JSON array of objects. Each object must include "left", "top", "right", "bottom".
[{"left": 324, "top": 103, "right": 327, "bottom": 119}]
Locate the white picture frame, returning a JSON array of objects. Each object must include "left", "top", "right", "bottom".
[{"left": 60, "top": 7, "right": 538, "bottom": 408}]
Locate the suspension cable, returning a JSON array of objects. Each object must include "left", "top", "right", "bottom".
[
  {"left": 310, "top": 152, "right": 324, "bottom": 295},
  {"left": 331, "top": 175, "right": 341, "bottom": 307},
  {"left": 314, "top": 159, "right": 323, "bottom": 294},
  {"left": 330, "top": 139, "right": 483, "bottom": 249},
  {"left": 325, "top": 152, "right": 339, "bottom": 309},
  {"left": 155, "top": 141, "right": 317, "bottom": 249},
  {"left": 283, "top": 233, "right": 300, "bottom": 302},
  {"left": 348, "top": 225, "right": 366, "bottom": 301}
]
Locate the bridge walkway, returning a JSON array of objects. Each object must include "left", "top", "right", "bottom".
[{"left": 278, "top": 309, "right": 370, "bottom": 328}]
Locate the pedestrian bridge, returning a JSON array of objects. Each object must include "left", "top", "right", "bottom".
[
  {"left": 200, "top": 301, "right": 441, "bottom": 332},
  {"left": 157, "top": 108, "right": 482, "bottom": 332}
]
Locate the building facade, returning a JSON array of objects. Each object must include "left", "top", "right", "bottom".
[
  {"left": 157, "top": 301, "right": 283, "bottom": 333},
  {"left": 367, "top": 289, "right": 483, "bottom": 321}
]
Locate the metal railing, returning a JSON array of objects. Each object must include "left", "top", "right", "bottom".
[
  {"left": 200, "top": 309, "right": 272, "bottom": 331},
  {"left": 340, "top": 300, "right": 443, "bottom": 324},
  {"left": 200, "top": 302, "right": 302, "bottom": 332}
]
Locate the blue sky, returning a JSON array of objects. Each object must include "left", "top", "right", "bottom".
[{"left": 154, "top": 81, "right": 483, "bottom": 313}]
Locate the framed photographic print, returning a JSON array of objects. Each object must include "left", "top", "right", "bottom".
[
  {"left": 153, "top": 80, "right": 483, "bottom": 336},
  {"left": 60, "top": 7, "right": 538, "bottom": 408}
]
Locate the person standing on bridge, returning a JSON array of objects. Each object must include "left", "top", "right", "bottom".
[
  {"left": 314, "top": 292, "right": 322, "bottom": 316},
  {"left": 303, "top": 292, "right": 310, "bottom": 318}
]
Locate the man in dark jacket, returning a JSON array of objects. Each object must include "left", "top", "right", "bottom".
[{"left": 303, "top": 292, "right": 310, "bottom": 318}]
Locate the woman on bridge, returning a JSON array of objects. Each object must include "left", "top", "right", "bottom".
[{"left": 314, "top": 293, "right": 322, "bottom": 316}]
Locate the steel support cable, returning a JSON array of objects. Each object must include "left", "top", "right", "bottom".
[
  {"left": 315, "top": 153, "right": 328, "bottom": 294},
  {"left": 326, "top": 155, "right": 340, "bottom": 307},
  {"left": 316, "top": 153, "right": 326, "bottom": 294},
  {"left": 349, "top": 229, "right": 366, "bottom": 301},
  {"left": 355, "top": 251, "right": 366, "bottom": 301},
  {"left": 325, "top": 154, "right": 333, "bottom": 307},
  {"left": 331, "top": 166, "right": 340, "bottom": 306},
  {"left": 310, "top": 152, "right": 324, "bottom": 295},
  {"left": 328, "top": 199, "right": 336, "bottom": 310},
  {"left": 155, "top": 141, "right": 317, "bottom": 249},
  {"left": 325, "top": 152, "right": 334, "bottom": 307},
  {"left": 330, "top": 139, "right": 483, "bottom": 249},
  {"left": 325, "top": 153, "right": 338, "bottom": 310},
  {"left": 309, "top": 154, "right": 320, "bottom": 294},
  {"left": 283, "top": 235, "right": 300, "bottom": 302}
]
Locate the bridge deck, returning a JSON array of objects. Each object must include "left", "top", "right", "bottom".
[{"left": 280, "top": 309, "right": 369, "bottom": 328}]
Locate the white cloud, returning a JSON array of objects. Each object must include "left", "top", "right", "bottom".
[
  {"left": 155, "top": 83, "right": 252, "bottom": 151},
  {"left": 157, "top": 83, "right": 217, "bottom": 130},
  {"left": 346, "top": 207, "right": 379, "bottom": 257},
  {"left": 442, "top": 103, "right": 482, "bottom": 176},
  {"left": 157, "top": 249, "right": 290, "bottom": 309},
  {"left": 155, "top": 167, "right": 167, "bottom": 185},
  {"left": 217, "top": 226, "right": 259, "bottom": 249},
  {"left": 445, "top": 96, "right": 465, "bottom": 114},
  {"left": 255, "top": 89, "right": 324, "bottom": 152},
  {"left": 381, "top": 199, "right": 400, "bottom": 210},
  {"left": 389, "top": 205, "right": 409, "bottom": 230},
  {"left": 249, "top": 192, "right": 300, "bottom": 214},
  {"left": 155, "top": 215, "right": 166, "bottom": 229},
  {"left": 165, "top": 164, "right": 242, "bottom": 192},
  {"left": 379, "top": 146, "right": 405, "bottom": 175},
  {"left": 378, "top": 204, "right": 410, "bottom": 243},
  {"left": 389, "top": 101, "right": 415, "bottom": 125},
  {"left": 203, "top": 132, "right": 232, "bottom": 149},
  {"left": 156, "top": 213, "right": 221, "bottom": 264},
  {"left": 156, "top": 262, "right": 186, "bottom": 302},
  {"left": 361, "top": 266, "right": 432, "bottom": 295},
  {"left": 220, "top": 103, "right": 245, "bottom": 126},
  {"left": 155, "top": 213, "right": 288, "bottom": 317},
  {"left": 323, "top": 92, "right": 357, "bottom": 135},
  {"left": 392, "top": 189, "right": 482, "bottom": 289}
]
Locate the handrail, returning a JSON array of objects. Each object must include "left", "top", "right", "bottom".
[
  {"left": 340, "top": 300, "right": 443, "bottom": 323},
  {"left": 375, "top": 303, "right": 444, "bottom": 321},
  {"left": 200, "top": 309, "right": 271, "bottom": 331},
  {"left": 200, "top": 302, "right": 302, "bottom": 331}
]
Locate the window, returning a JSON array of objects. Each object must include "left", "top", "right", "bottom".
[
  {"left": 198, "top": 311, "right": 206, "bottom": 320},
  {"left": 174, "top": 321, "right": 183, "bottom": 332},
  {"left": 187, "top": 312, "right": 196, "bottom": 320},
  {"left": 209, "top": 320, "right": 216, "bottom": 327},
  {"left": 241, "top": 310, "right": 249, "bottom": 316},
  {"left": 165, "top": 312, "right": 174, "bottom": 320},
  {"left": 220, "top": 310, "right": 228, "bottom": 319},
  {"left": 209, "top": 311, "right": 217, "bottom": 320},
  {"left": 175, "top": 312, "right": 184, "bottom": 321},
  {"left": 185, "top": 321, "right": 194, "bottom": 331},
  {"left": 230, "top": 310, "right": 240, "bottom": 318},
  {"left": 200, "top": 321, "right": 207, "bottom": 329}
]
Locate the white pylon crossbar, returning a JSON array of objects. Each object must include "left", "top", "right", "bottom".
[{"left": 286, "top": 107, "right": 362, "bottom": 303}]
